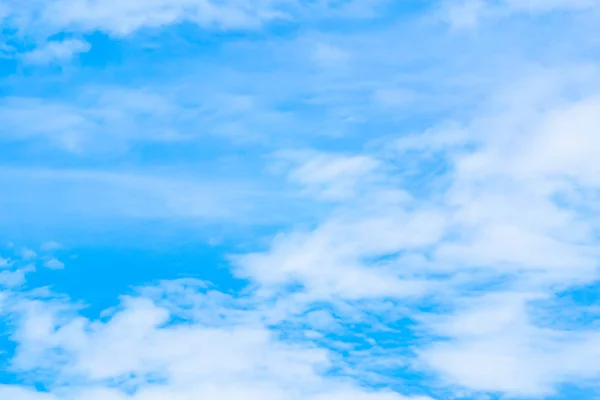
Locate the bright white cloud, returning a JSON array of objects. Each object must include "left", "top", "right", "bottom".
[
  {"left": 391, "top": 66, "right": 600, "bottom": 396},
  {"left": 235, "top": 209, "right": 445, "bottom": 300},
  {"left": 419, "top": 292, "right": 600, "bottom": 397},
  {"left": 237, "top": 63, "right": 600, "bottom": 397},
  {"left": 1, "top": 278, "right": 431, "bottom": 400}
]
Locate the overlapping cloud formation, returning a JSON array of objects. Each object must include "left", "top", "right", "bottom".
[{"left": 1, "top": 0, "right": 600, "bottom": 399}]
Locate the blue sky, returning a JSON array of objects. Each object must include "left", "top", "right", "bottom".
[{"left": 1, "top": 0, "right": 600, "bottom": 399}]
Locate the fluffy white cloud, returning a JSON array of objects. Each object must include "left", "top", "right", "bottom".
[
  {"left": 393, "top": 66, "right": 600, "bottom": 396},
  {"left": 419, "top": 292, "right": 600, "bottom": 397},
  {"left": 240, "top": 64, "right": 600, "bottom": 397},
  {"left": 235, "top": 209, "right": 445, "bottom": 300},
  {"left": 235, "top": 150, "right": 446, "bottom": 301},
  {"left": 1, "top": 278, "right": 431, "bottom": 400}
]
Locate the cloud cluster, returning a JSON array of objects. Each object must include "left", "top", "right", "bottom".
[
  {"left": 4, "top": 62, "right": 600, "bottom": 398},
  {"left": 1, "top": 1, "right": 600, "bottom": 399},
  {"left": 1, "top": 0, "right": 290, "bottom": 63},
  {"left": 1, "top": 275, "right": 430, "bottom": 400},
  {"left": 237, "top": 64, "right": 600, "bottom": 397}
]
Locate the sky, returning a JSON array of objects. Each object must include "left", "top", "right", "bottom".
[{"left": 1, "top": 0, "right": 600, "bottom": 399}]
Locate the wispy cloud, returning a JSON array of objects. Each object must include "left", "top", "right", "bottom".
[
  {"left": 0, "top": 87, "right": 192, "bottom": 153},
  {"left": 440, "top": 0, "right": 600, "bottom": 28},
  {"left": 1, "top": 0, "right": 289, "bottom": 37},
  {"left": 0, "top": 167, "right": 286, "bottom": 228},
  {"left": 42, "top": 257, "right": 64, "bottom": 270},
  {"left": 20, "top": 38, "right": 90, "bottom": 65}
]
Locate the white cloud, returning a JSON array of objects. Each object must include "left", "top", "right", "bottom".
[
  {"left": 2, "top": 281, "right": 431, "bottom": 400},
  {"left": 2, "top": 0, "right": 290, "bottom": 37},
  {"left": 504, "top": 0, "right": 598, "bottom": 12},
  {"left": 514, "top": 96, "right": 600, "bottom": 185},
  {"left": 2, "top": 62, "right": 600, "bottom": 399},
  {"left": 0, "top": 87, "right": 188, "bottom": 153},
  {"left": 0, "top": 166, "right": 305, "bottom": 232},
  {"left": 419, "top": 292, "right": 600, "bottom": 397},
  {"left": 0, "top": 386, "right": 57, "bottom": 400},
  {"left": 283, "top": 151, "right": 384, "bottom": 201},
  {"left": 0, "top": 0, "right": 399, "bottom": 39},
  {"left": 0, "top": 84, "right": 299, "bottom": 152},
  {"left": 19, "top": 248, "right": 37, "bottom": 260},
  {"left": 440, "top": 0, "right": 487, "bottom": 29},
  {"left": 0, "top": 2, "right": 599, "bottom": 400},
  {"left": 235, "top": 208, "right": 445, "bottom": 301},
  {"left": 0, "top": 269, "right": 28, "bottom": 287},
  {"left": 0, "top": 254, "right": 36, "bottom": 288},
  {"left": 43, "top": 257, "right": 65, "bottom": 270},
  {"left": 21, "top": 38, "right": 90, "bottom": 65},
  {"left": 440, "top": 0, "right": 600, "bottom": 28},
  {"left": 390, "top": 66, "right": 600, "bottom": 396},
  {"left": 240, "top": 64, "right": 600, "bottom": 397},
  {"left": 234, "top": 151, "right": 446, "bottom": 302}
]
